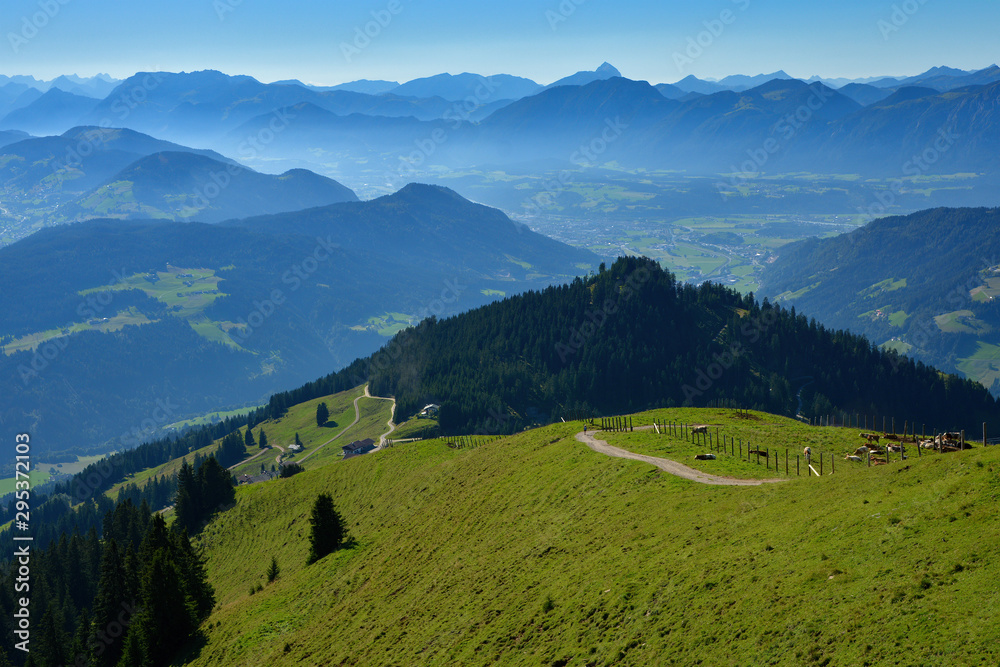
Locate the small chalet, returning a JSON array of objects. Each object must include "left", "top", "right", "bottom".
[
  {"left": 419, "top": 404, "right": 440, "bottom": 418},
  {"left": 342, "top": 438, "right": 376, "bottom": 459},
  {"left": 288, "top": 443, "right": 303, "bottom": 453}
]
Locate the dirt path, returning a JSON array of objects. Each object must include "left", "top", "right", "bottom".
[
  {"left": 365, "top": 385, "right": 397, "bottom": 448},
  {"left": 297, "top": 393, "right": 364, "bottom": 464},
  {"left": 575, "top": 431, "right": 786, "bottom": 486},
  {"left": 226, "top": 446, "right": 271, "bottom": 472}
]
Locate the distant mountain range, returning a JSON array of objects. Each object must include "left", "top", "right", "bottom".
[
  {"left": 0, "top": 184, "right": 596, "bottom": 458},
  {"left": 53, "top": 151, "right": 358, "bottom": 224},
  {"left": 4, "top": 62, "right": 1000, "bottom": 233}
]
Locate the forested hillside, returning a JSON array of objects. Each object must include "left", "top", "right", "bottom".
[
  {"left": 759, "top": 208, "right": 1000, "bottom": 390},
  {"left": 268, "top": 256, "right": 999, "bottom": 434}
]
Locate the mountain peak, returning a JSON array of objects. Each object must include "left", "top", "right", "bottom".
[{"left": 596, "top": 62, "right": 622, "bottom": 77}]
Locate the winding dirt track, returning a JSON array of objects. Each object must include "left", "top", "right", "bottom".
[{"left": 575, "top": 431, "right": 786, "bottom": 486}]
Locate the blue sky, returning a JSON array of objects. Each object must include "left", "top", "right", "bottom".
[{"left": 2, "top": 0, "right": 997, "bottom": 85}]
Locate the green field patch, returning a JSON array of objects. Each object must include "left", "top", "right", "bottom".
[
  {"left": 888, "top": 310, "right": 910, "bottom": 327},
  {"left": 934, "top": 310, "right": 991, "bottom": 334},
  {"left": 956, "top": 341, "right": 1000, "bottom": 387},
  {"left": 188, "top": 316, "right": 246, "bottom": 349},
  {"left": 2, "top": 307, "right": 155, "bottom": 355},
  {"left": 480, "top": 289, "right": 505, "bottom": 297},
  {"left": 81, "top": 266, "right": 226, "bottom": 317},
  {"left": 859, "top": 277, "right": 907, "bottom": 298},
  {"left": 0, "top": 469, "right": 51, "bottom": 497},
  {"left": 881, "top": 338, "right": 913, "bottom": 355},
  {"left": 776, "top": 282, "right": 820, "bottom": 301}
]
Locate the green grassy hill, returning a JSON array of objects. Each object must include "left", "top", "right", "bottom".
[{"left": 179, "top": 408, "right": 1000, "bottom": 666}]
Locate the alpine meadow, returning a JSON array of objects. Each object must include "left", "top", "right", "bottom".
[{"left": 2, "top": 1, "right": 1000, "bottom": 665}]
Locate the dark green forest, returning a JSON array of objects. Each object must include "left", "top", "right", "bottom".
[{"left": 266, "top": 256, "right": 1000, "bottom": 435}]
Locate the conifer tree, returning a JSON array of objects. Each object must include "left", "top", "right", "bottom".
[
  {"left": 267, "top": 555, "right": 280, "bottom": 583},
  {"left": 259, "top": 428, "right": 268, "bottom": 448},
  {"left": 316, "top": 402, "right": 329, "bottom": 426},
  {"left": 244, "top": 427, "right": 255, "bottom": 448},
  {"left": 307, "top": 493, "right": 345, "bottom": 564}
]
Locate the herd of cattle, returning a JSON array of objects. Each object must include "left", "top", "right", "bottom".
[{"left": 841, "top": 431, "right": 967, "bottom": 463}]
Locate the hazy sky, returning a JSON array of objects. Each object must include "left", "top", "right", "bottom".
[{"left": 2, "top": 0, "right": 997, "bottom": 85}]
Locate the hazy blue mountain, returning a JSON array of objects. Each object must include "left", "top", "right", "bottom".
[
  {"left": 0, "top": 130, "right": 30, "bottom": 149},
  {"left": 325, "top": 79, "right": 400, "bottom": 94},
  {"left": 871, "top": 86, "right": 941, "bottom": 107},
  {"left": 0, "top": 88, "right": 99, "bottom": 136},
  {"left": 670, "top": 75, "right": 729, "bottom": 95},
  {"left": 79, "top": 70, "right": 455, "bottom": 145},
  {"left": 837, "top": 82, "right": 896, "bottom": 106},
  {"left": 0, "top": 86, "right": 43, "bottom": 121},
  {"left": 788, "top": 81, "right": 1000, "bottom": 175},
  {"left": 654, "top": 83, "right": 687, "bottom": 99},
  {"left": 53, "top": 151, "right": 358, "bottom": 224},
  {"left": 0, "top": 184, "right": 596, "bottom": 456},
  {"left": 716, "top": 70, "right": 792, "bottom": 90},
  {"left": 546, "top": 62, "right": 622, "bottom": 89},
  {"left": 0, "top": 127, "right": 239, "bottom": 234},
  {"left": 393, "top": 72, "right": 542, "bottom": 101},
  {"left": 48, "top": 74, "right": 120, "bottom": 99},
  {"left": 272, "top": 79, "right": 401, "bottom": 95}
]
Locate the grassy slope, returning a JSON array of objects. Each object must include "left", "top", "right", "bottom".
[
  {"left": 181, "top": 410, "right": 1000, "bottom": 666},
  {"left": 109, "top": 386, "right": 378, "bottom": 499}
]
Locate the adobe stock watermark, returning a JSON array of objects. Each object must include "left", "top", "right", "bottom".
[
  {"left": 673, "top": 0, "right": 751, "bottom": 73},
  {"left": 341, "top": 276, "right": 469, "bottom": 388},
  {"left": 117, "top": 397, "right": 181, "bottom": 449},
  {"left": 395, "top": 77, "right": 503, "bottom": 182},
  {"left": 681, "top": 305, "right": 779, "bottom": 405},
  {"left": 521, "top": 117, "right": 628, "bottom": 216},
  {"left": 856, "top": 126, "right": 959, "bottom": 223},
  {"left": 341, "top": 0, "right": 404, "bottom": 63},
  {"left": 229, "top": 236, "right": 341, "bottom": 344},
  {"left": 546, "top": 0, "right": 587, "bottom": 31},
  {"left": 555, "top": 266, "right": 651, "bottom": 363},
  {"left": 192, "top": 108, "right": 295, "bottom": 205},
  {"left": 17, "top": 268, "right": 131, "bottom": 386},
  {"left": 878, "top": 0, "right": 930, "bottom": 40},
  {"left": 715, "top": 84, "right": 835, "bottom": 197},
  {"left": 8, "top": 0, "right": 72, "bottom": 54},
  {"left": 52, "top": 73, "right": 167, "bottom": 174},
  {"left": 72, "top": 601, "right": 141, "bottom": 667},
  {"left": 214, "top": 0, "right": 243, "bottom": 21},
  {"left": 887, "top": 254, "right": 1000, "bottom": 374}
]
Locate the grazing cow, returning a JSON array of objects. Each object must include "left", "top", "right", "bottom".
[
  {"left": 859, "top": 433, "right": 880, "bottom": 443},
  {"left": 803, "top": 446, "right": 812, "bottom": 462},
  {"left": 692, "top": 425, "right": 708, "bottom": 434},
  {"left": 844, "top": 455, "right": 863, "bottom": 463},
  {"left": 882, "top": 433, "right": 900, "bottom": 441},
  {"left": 854, "top": 445, "right": 870, "bottom": 456},
  {"left": 887, "top": 444, "right": 903, "bottom": 453},
  {"left": 694, "top": 453, "right": 716, "bottom": 460}
]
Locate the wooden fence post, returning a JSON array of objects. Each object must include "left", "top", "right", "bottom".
[
  {"left": 785, "top": 449, "right": 788, "bottom": 475},
  {"left": 797, "top": 455, "right": 800, "bottom": 476}
]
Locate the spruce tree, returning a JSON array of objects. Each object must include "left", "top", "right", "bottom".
[
  {"left": 267, "top": 555, "right": 280, "bottom": 583},
  {"left": 244, "top": 427, "right": 256, "bottom": 448},
  {"left": 307, "top": 493, "right": 345, "bottom": 564},
  {"left": 316, "top": 402, "right": 329, "bottom": 427},
  {"left": 259, "top": 428, "right": 268, "bottom": 448},
  {"left": 91, "top": 540, "right": 129, "bottom": 667}
]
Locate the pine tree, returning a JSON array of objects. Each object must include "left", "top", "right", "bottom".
[
  {"left": 316, "top": 402, "right": 329, "bottom": 427},
  {"left": 267, "top": 555, "right": 280, "bottom": 583},
  {"left": 295, "top": 432, "right": 303, "bottom": 448},
  {"left": 173, "top": 461, "right": 199, "bottom": 535},
  {"left": 91, "top": 539, "right": 130, "bottom": 667},
  {"left": 259, "top": 428, "right": 268, "bottom": 449},
  {"left": 244, "top": 427, "right": 255, "bottom": 448},
  {"left": 307, "top": 493, "right": 345, "bottom": 564}
]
